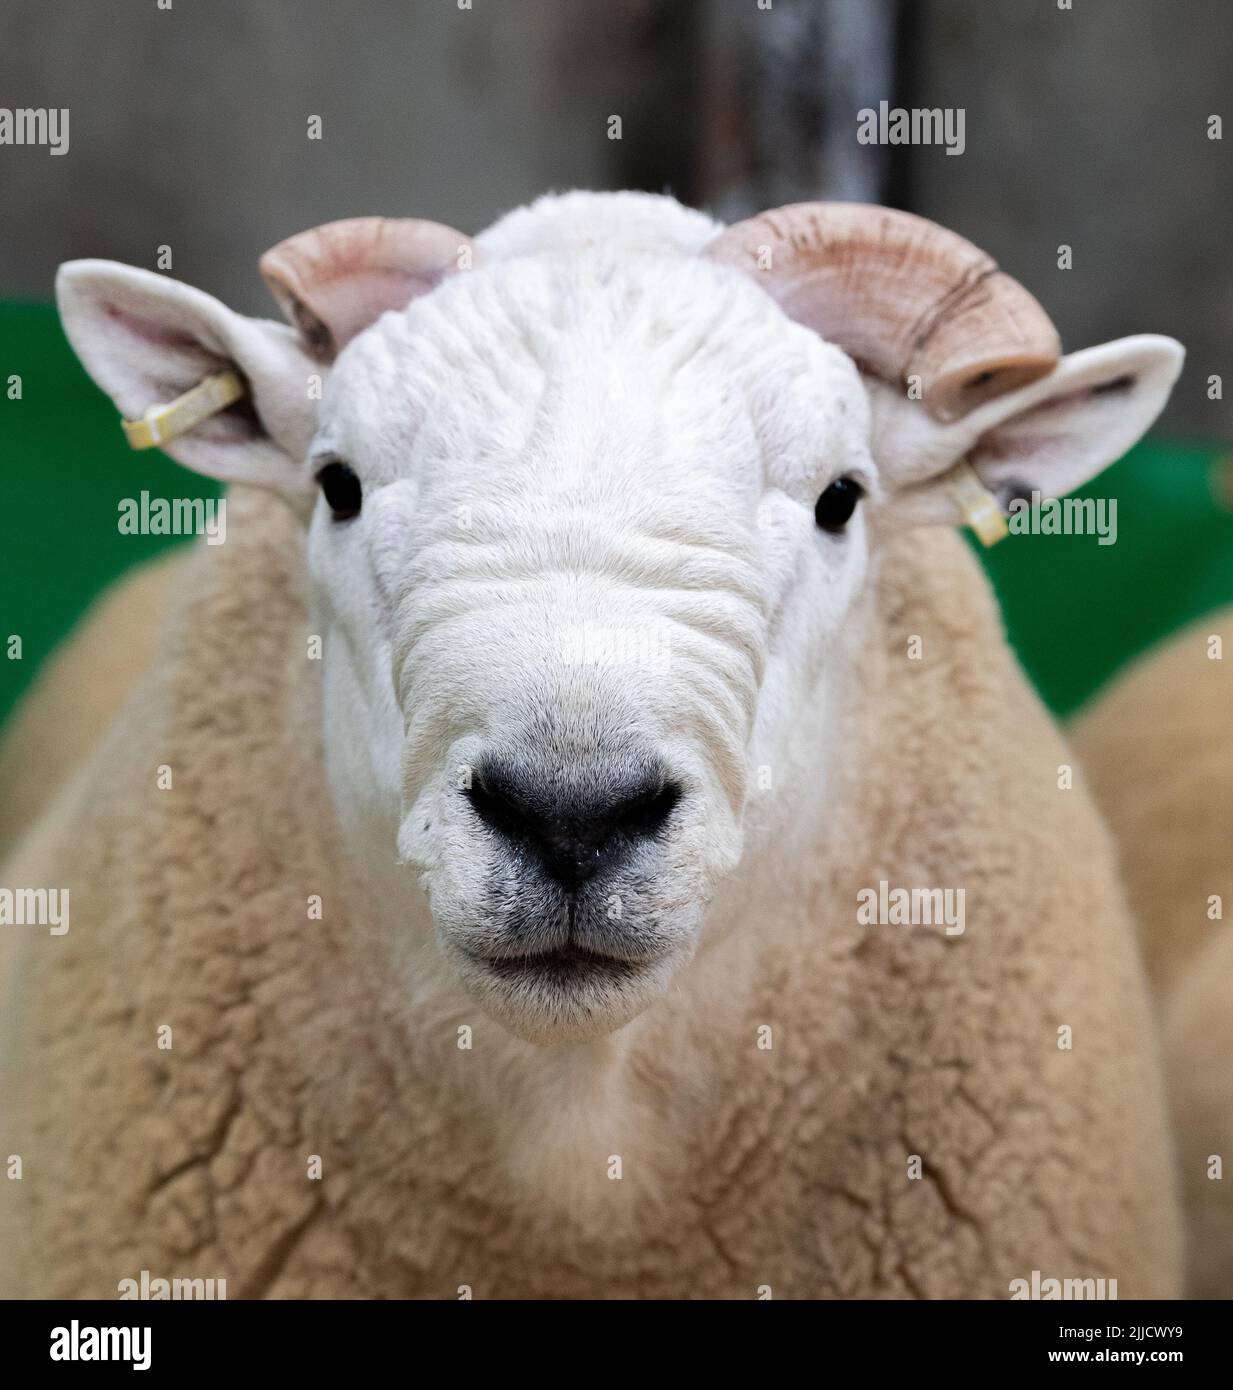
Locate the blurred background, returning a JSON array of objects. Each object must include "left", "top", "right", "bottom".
[{"left": 2, "top": 0, "right": 1232, "bottom": 728}]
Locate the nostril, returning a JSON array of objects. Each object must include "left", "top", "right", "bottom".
[
  {"left": 464, "top": 770, "right": 535, "bottom": 844},
  {"left": 606, "top": 780, "right": 681, "bottom": 842},
  {"left": 464, "top": 759, "right": 682, "bottom": 888}
]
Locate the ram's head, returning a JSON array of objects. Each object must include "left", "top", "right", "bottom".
[{"left": 57, "top": 193, "right": 1182, "bottom": 1043}]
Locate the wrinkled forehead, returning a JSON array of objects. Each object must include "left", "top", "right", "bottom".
[{"left": 317, "top": 252, "right": 870, "bottom": 506}]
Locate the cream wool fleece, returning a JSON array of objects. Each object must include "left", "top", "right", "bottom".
[
  {"left": 0, "top": 487, "right": 1179, "bottom": 1298},
  {"left": 1072, "top": 610, "right": 1233, "bottom": 1299},
  {"left": 0, "top": 549, "right": 185, "bottom": 861}
]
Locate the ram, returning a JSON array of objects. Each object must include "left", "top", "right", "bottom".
[{"left": 0, "top": 191, "right": 1184, "bottom": 1297}]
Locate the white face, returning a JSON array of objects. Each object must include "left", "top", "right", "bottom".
[{"left": 307, "top": 253, "right": 877, "bottom": 1043}]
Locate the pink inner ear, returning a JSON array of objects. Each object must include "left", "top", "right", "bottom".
[
  {"left": 973, "top": 430, "right": 1071, "bottom": 468},
  {"left": 94, "top": 296, "right": 257, "bottom": 440},
  {"left": 315, "top": 267, "right": 449, "bottom": 350},
  {"left": 260, "top": 216, "right": 475, "bottom": 362},
  {"left": 103, "top": 301, "right": 204, "bottom": 353}
]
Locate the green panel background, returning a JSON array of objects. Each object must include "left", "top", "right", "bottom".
[{"left": 2, "top": 299, "right": 1232, "bottom": 733}]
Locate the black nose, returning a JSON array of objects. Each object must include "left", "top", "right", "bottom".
[{"left": 465, "top": 758, "right": 682, "bottom": 890}]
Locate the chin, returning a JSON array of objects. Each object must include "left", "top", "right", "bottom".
[{"left": 446, "top": 939, "right": 686, "bottom": 1045}]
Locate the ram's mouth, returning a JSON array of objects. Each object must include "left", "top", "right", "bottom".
[
  {"left": 464, "top": 942, "right": 645, "bottom": 985},
  {"left": 451, "top": 935, "right": 682, "bottom": 1042}
]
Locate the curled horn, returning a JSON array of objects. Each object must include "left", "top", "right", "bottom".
[
  {"left": 259, "top": 216, "right": 474, "bottom": 362},
  {"left": 704, "top": 203, "right": 1061, "bottom": 420}
]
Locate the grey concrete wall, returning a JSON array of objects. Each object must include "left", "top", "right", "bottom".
[
  {"left": 697, "top": 0, "right": 898, "bottom": 217},
  {"left": 1, "top": 0, "right": 1228, "bottom": 433},
  {"left": 0, "top": 0, "right": 696, "bottom": 313}
]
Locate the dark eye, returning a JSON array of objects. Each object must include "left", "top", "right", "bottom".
[
  {"left": 316, "top": 460, "right": 362, "bottom": 521},
  {"left": 814, "top": 476, "right": 864, "bottom": 534}
]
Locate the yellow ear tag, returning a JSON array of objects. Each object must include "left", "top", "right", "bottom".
[
  {"left": 121, "top": 370, "right": 245, "bottom": 451},
  {"left": 948, "top": 459, "right": 1008, "bottom": 547}
]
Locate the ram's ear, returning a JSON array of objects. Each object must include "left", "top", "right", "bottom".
[
  {"left": 56, "top": 260, "right": 319, "bottom": 498},
  {"left": 870, "top": 335, "right": 1185, "bottom": 531}
]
